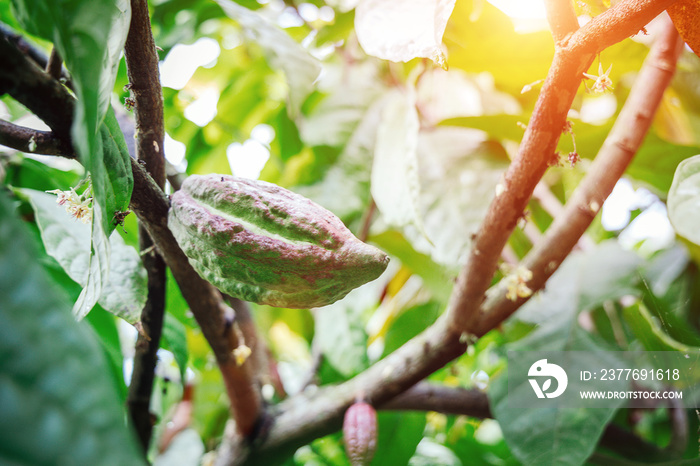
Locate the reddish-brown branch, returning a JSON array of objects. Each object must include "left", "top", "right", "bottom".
[
  {"left": 446, "top": 0, "right": 678, "bottom": 334},
  {"left": 544, "top": 0, "right": 579, "bottom": 42},
  {"left": 123, "top": 0, "right": 168, "bottom": 451},
  {"left": 477, "top": 16, "right": 683, "bottom": 334},
  {"left": 129, "top": 160, "right": 263, "bottom": 437}
]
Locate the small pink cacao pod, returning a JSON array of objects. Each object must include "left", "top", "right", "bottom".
[
  {"left": 343, "top": 401, "right": 378, "bottom": 466},
  {"left": 168, "top": 174, "right": 389, "bottom": 308}
]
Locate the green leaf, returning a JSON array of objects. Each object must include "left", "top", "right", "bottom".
[
  {"left": 629, "top": 138, "right": 700, "bottom": 196},
  {"left": 623, "top": 301, "right": 700, "bottom": 352},
  {"left": 668, "top": 153, "right": 700, "bottom": 244},
  {"left": 490, "top": 356, "right": 622, "bottom": 466},
  {"left": 300, "top": 60, "right": 386, "bottom": 148},
  {"left": 0, "top": 190, "right": 144, "bottom": 465},
  {"left": 491, "top": 242, "right": 643, "bottom": 466},
  {"left": 408, "top": 129, "right": 509, "bottom": 268},
  {"left": 23, "top": 189, "right": 147, "bottom": 322},
  {"left": 215, "top": 0, "right": 321, "bottom": 117},
  {"left": 371, "top": 411, "right": 426, "bottom": 466},
  {"left": 371, "top": 88, "right": 426, "bottom": 235},
  {"left": 515, "top": 241, "right": 642, "bottom": 346},
  {"left": 162, "top": 312, "right": 190, "bottom": 381},
  {"left": 85, "top": 306, "right": 127, "bottom": 401},
  {"left": 382, "top": 301, "right": 441, "bottom": 358},
  {"left": 315, "top": 299, "right": 369, "bottom": 378},
  {"left": 371, "top": 231, "right": 453, "bottom": 301},
  {"left": 296, "top": 94, "right": 387, "bottom": 223},
  {"left": 11, "top": 0, "right": 133, "bottom": 236}
]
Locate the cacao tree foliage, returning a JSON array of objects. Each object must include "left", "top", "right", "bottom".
[{"left": 1, "top": 0, "right": 700, "bottom": 465}]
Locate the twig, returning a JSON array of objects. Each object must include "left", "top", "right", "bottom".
[
  {"left": 477, "top": 16, "right": 683, "bottom": 334},
  {"left": 123, "top": 0, "right": 168, "bottom": 452},
  {"left": 45, "top": 47, "right": 63, "bottom": 81},
  {"left": 446, "top": 0, "right": 678, "bottom": 335},
  {"left": 0, "top": 119, "right": 74, "bottom": 156}
]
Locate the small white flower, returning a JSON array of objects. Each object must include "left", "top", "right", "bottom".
[
  {"left": 46, "top": 184, "right": 93, "bottom": 224},
  {"left": 583, "top": 63, "right": 614, "bottom": 94}
]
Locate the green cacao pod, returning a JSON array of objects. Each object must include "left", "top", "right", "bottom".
[
  {"left": 343, "top": 401, "right": 378, "bottom": 466},
  {"left": 168, "top": 174, "right": 389, "bottom": 308}
]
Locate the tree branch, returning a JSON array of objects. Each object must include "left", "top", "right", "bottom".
[
  {"left": 123, "top": 0, "right": 168, "bottom": 452},
  {"left": 544, "top": 0, "right": 579, "bottom": 42},
  {"left": 476, "top": 15, "right": 683, "bottom": 334},
  {"left": 0, "top": 119, "right": 74, "bottom": 156},
  {"left": 381, "top": 382, "right": 491, "bottom": 419},
  {"left": 216, "top": 315, "right": 466, "bottom": 465},
  {"left": 0, "top": 33, "right": 74, "bottom": 142},
  {"left": 446, "top": 0, "right": 678, "bottom": 334},
  {"left": 0, "top": 28, "right": 263, "bottom": 438},
  {"left": 0, "top": 22, "right": 71, "bottom": 86}
]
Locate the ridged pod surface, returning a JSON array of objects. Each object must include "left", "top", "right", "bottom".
[
  {"left": 168, "top": 175, "right": 389, "bottom": 308},
  {"left": 343, "top": 401, "right": 378, "bottom": 466}
]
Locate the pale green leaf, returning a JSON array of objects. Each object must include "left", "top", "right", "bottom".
[
  {"left": 0, "top": 190, "right": 144, "bottom": 465},
  {"left": 490, "top": 242, "right": 643, "bottom": 465},
  {"left": 408, "top": 128, "right": 509, "bottom": 268},
  {"left": 668, "top": 153, "right": 700, "bottom": 244},
  {"left": 515, "top": 241, "right": 642, "bottom": 342},
  {"left": 24, "top": 189, "right": 147, "bottom": 323},
  {"left": 315, "top": 300, "right": 369, "bottom": 378},
  {"left": 300, "top": 59, "right": 386, "bottom": 148},
  {"left": 355, "top": 0, "right": 455, "bottom": 67},
  {"left": 371, "top": 88, "right": 425, "bottom": 235},
  {"left": 153, "top": 429, "right": 204, "bottom": 466},
  {"left": 216, "top": 0, "right": 321, "bottom": 117}
]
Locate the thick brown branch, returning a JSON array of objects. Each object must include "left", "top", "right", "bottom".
[
  {"left": 0, "top": 119, "right": 74, "bottom": 156},
  {"left": 0, "top": 22, "right": 71, "bottom": 85},
  {"left": 446, "top": 0, "right": 678, "bottom": 334},
  {"left": 216, "top": 316, "right": 466, "bottom": 465},
  {"left": 381, "top": 382, "right": 491, "bottom": 418},
  {"left": 124, "top": 0, "right": 165, "bottom": 188},
  {"left": 123, "top": 0, "right": 168, "bottom": 451},
  {"left": 129, "top": 160, "right": 263, "bottom": 437},
  {"left": 544, "top": 0, "right": 579, "bottom": 42},
  {"left": 0, "top": 33, "right": 74, "bottom": 142},
  {"left": 477, "top": 16, "right": 683, "bottom": 334}
]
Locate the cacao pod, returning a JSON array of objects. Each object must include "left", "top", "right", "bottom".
[
  {"left": 168, "top": 174, "right": 389, "bottom": 308},
  {"left": 343, "top": 401, "right": 378, "bottom": 466}
]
